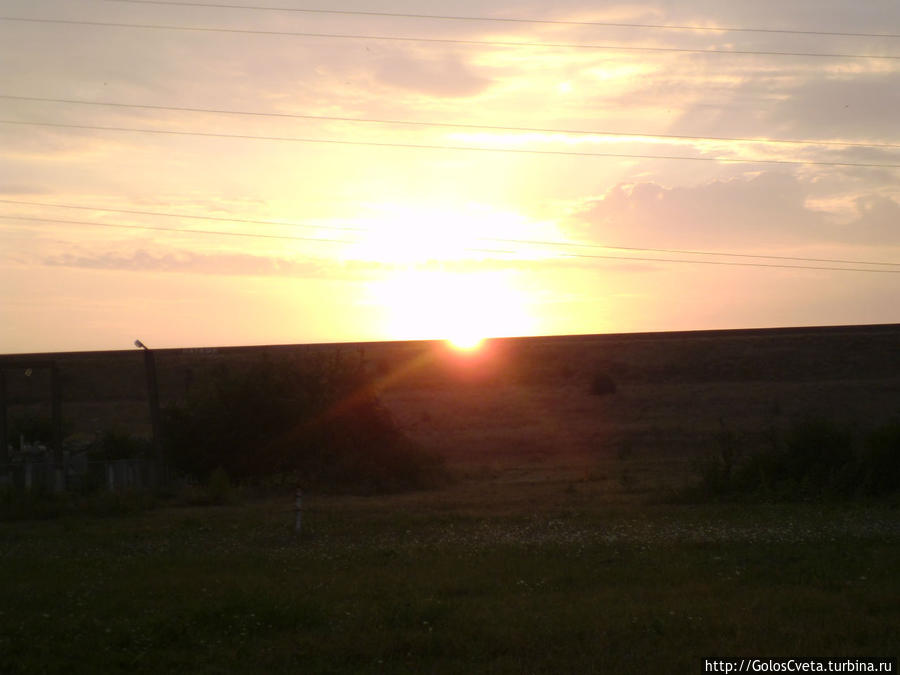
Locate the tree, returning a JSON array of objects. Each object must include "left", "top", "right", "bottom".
[{"left": 162, "top": 353, "right": 442, "bottom": 492}]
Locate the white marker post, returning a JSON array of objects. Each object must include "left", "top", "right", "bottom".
[{"left": 294, "top": 488, "right": 303, "bottom": 537}]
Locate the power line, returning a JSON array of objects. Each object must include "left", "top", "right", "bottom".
[
  {"left": 104, "top": 0, "right": 900, "bottom": 40},
  {"left": 2, "top": 16, "right": 898, "bottom": 61},
  {"left": 2, "top": 202, "right": 899, "bottom": 271},
  {"left": 0, "top": 198, "right": 366, "bottom": 233},
  {"left": 0, "top": 214, "right": 356, "bottom": 245},
  {"left": 478, "top": 236, "right": 900, "bottom": 268},
  {"left": 553, "top": 250, "right": 900, "bottom": 273},
  {"left": 3, "top": 214, "right": 897, "bottom": 274},
  {"left": 4, "top": 119, "right": 900, "bottom": 170},
  {"left": 5, "top": 94, "right": 898, "bottom": 151},
  {"left": 0, "top": 214, "right": 507, "bottom": 256},
  {"left": 4, "top": 198, "right": 899, "bottom": 268},
  {"left": 4, "top": 198, "right": 899, "bottom": 267}
]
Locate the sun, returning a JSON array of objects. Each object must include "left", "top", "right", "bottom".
[
  {"left": 367, "top": 269, "right": 534, "bottom": 344},
  {"left": 447, "top": 333, "right": 484, "bottom": 351}
]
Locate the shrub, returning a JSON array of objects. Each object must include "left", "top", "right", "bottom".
[
  {"left": 162, "top": 354, "right": 445, "bottom": 493},
  {"left": 88, "top": 430, "right": 152, "bottom": 461},
  {"left": 858, "top": 422, "right": 900, "bottom": 496},
  {"left": 780, "top": 417, "right": 854, "bottom": 493},
  {"left": 9, "top": 412, "right": 72, "bottom": 447},
  {"left": 205, "top": 466, "right": 234, "bottom": 505},
  {"left": 687, "top": 416, "right": 900, "bottom": 501},
  {"left": 590, "top": 372, "right": 617, "bottom": 396}
]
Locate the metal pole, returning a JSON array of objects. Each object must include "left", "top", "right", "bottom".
[
  {"left": 0, "top": 368, "right": 8, "bottom": 466},
  {"left": 141, "top": 347, "right": 164, "bottom": 481},
  {"left": 50, "top": 363, "right": 64, "bottom": 491},
  {"left": 50, "top": 363, "right": 62, "bottom": 463}
]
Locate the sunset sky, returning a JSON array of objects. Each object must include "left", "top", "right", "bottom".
[{"left": 1, "top": 0, "right": 898, "bottom": 353}]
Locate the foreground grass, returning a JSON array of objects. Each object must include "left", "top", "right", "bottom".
[{"left": 1, "top": 484, "right": 898, "bottom": 674}]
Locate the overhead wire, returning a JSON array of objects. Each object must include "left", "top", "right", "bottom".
[
  {"left": 1, "top": 13, "right": 898, "bottom": 274},
  {"left": 2, "top": 213, "right": 897, "bottom": 274},
  {"left": 101, "top": 0, "right": 900, "bottom": 40},
  {"left": 2, "top": 198, "right": 900, "bottom": 268},
  {"left": 3, "top": 94, "right": 898, "bottom": 151},
  {"left": 1, "top": 16, "right": 899, "bottom": 61},
  {"left": 1, "top": 201, "right": 899, "bottom": 273},
  {"left": 0, "top": 199, "right": 367, "bottom": 234},
  {"left": 0, "top": 214, "right": 357, "bottom": 245},
  {"left": 3, "top": 119, "right": 899, "bottom": 170}
]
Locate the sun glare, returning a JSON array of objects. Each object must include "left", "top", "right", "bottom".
[
  {"left": 447, "top": 334, "right": 484, "bottom": 351},
  {"left": 342, "top": 203, "right": 561, "bottom": 265},
  {"left": 368, "top": 269, "right": 534, "bottom": 343}
]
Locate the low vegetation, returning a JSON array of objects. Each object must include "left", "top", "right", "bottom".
[
  {"left": 690, "top": 417, "right": 900, "bottom": 501},
  {"left": 589, "top": 370, "right": 617, "bottom": 396},
  {"left": 0, "top": 491, "right": 897, "bottom": 674},
  {"left": 2, "top": 328, "right": 898, "bottom": 671},
  {"left": 161, "top": 355, "right": 445, "bottom": 493}
]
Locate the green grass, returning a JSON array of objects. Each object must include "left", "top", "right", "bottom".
[{"left": 1, "top": 484, "right": 897, "bottom": 674}]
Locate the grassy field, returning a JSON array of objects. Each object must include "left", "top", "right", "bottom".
[
  {"left": 1, "top": 484, "right": 898, "bottom": 673},
  {"left": 2, "top": 464, "right": 899, "bottom": 674},
  {"left": 2, "top": 325, "right": 899, "bottom": 672}
]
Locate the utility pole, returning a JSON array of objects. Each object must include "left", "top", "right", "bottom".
[
  {"left": 50, "top": 363, "right": 62, "bottom": 464},
  {"left": 0, "top": 368, "right": 7, "bottom": 467},
  {"left": 135, "top": 340, "right": 163, "bottom": 483},
  {"left": 50, "top": 363, "right": 63, "bottom": 491}
]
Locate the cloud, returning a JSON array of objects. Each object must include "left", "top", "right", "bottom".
[
  {"left": 367, "top": 47, "right": 492, "bottom": 98},
  {"left": 771, "top": 71, "right": 900, "bottom": 141},
  {"left": 571, "top": 170, "right": 900, "bottom": 249},
  {"left": 841, "top": 194, "right": 900, "bottom": 244},
  {"left": 571, "top": 172, "right": 827, "bottom": 248},
  {"left": 40, "top": 249, "right": 331, "bottom": 278}
]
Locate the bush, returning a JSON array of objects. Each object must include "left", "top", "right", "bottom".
[
  {"left": 88, "top": 430, "right": 153, "bottom": 461},
  {"left": 9, "top": 412, "right": 72, "bottom": 447},
  {"left": 858, "top": 422, "right": 900, "bottom": 497},
  {"left": 205, "top": 467, "right": 234, "bottom": 505},
  {"left": 162, "top": 354, "right": 445, "bottom": 493},
  {"left": 688, "top": 416, "right": 900, "bottom": 501},
  {"left": 590, "top": 372, "right": 617, "bottom": 396}
]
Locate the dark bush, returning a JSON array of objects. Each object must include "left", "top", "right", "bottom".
[
  {"left": 590, "top": 372, "right": 617, "bottom": 396},
  {"left": 688, "top": 416, "right": 900, "bottom": 501},
  {"left": 88, "top": 430, "right": 152, "bottom": 461},
  {"left": 859, "top": 422, "right": 900, "bottom": 496},
  {"left": 780, "top": 417, "right": 854, "bottom": 491},
  {"left": 161, "top": 354, "right": 444, "bottom": 493},
  {"left": 9, "top": 413, "right": 72, "bottom": 447},
  {"left": 205, "top": 466, "right": 234, "bottom": 505}
]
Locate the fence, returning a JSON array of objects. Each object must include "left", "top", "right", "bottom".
[{"left": 0, "top": 457, "right": 163, "bottom": 493}]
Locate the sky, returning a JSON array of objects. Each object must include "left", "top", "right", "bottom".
[{"left": 1, "top": 0, "right": 899, "bottom": 353}]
